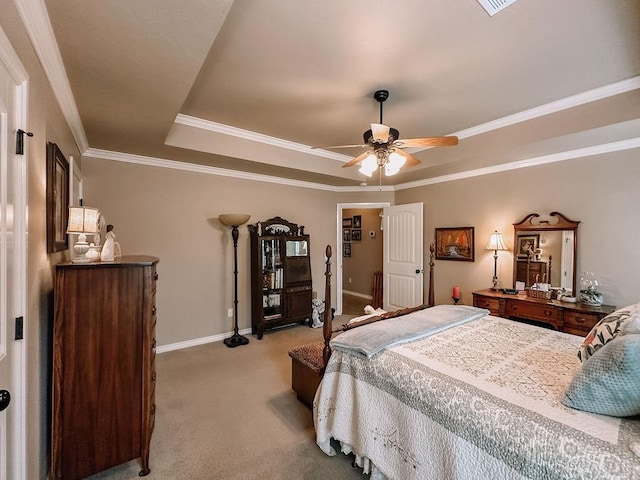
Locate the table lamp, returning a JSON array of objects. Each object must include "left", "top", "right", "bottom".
[
  {"left": 66, "top": 206, "right": 100, "bottom": 263},
  {"left": 485, "top": 230, "right": 508, "bottom": 290}
]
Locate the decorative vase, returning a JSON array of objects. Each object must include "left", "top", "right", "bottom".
[{"left": 579, "top": 272, "right": 603, "bottom": 306}]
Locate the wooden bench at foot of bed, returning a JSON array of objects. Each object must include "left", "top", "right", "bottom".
[
  {"left": 288, "top": 244, "right": 435, "bottom": 409},
  {"left": 288, "top": 340, "right": 324, "bottom": 408}
]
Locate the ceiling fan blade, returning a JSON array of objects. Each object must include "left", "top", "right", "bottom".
[
  {"left": 342, "top": 150, "right": 372, "bottom": 168},
  {"left": 311, "top": 143, "right": 367, "bottom": 150},
  {"left": 395, "top": 136, "right": 459, "bottom": 148},
  {"left": 371, "top": 123, "right": 390, "bottom": 142},
  {"left": 393, "top": 148, "right": 421, "bottom": 167}
]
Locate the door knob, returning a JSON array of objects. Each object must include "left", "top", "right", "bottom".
[
  {"left": 0, "top": 390, "right": 10, "bottom": 412},
  {"left": 415, "top": 269, "right": 423, "bottom": 274}
]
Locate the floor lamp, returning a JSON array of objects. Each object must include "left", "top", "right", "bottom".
[
  {"left": 219, "top": 214, "right": 251, "bottom": 348},
  {"left": 485, "top": 230, "right": 508, "bottom": 290}
]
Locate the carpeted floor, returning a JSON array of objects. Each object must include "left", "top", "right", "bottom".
[{"left": 87, "top": 317, "right": 367, "bottom": 480}]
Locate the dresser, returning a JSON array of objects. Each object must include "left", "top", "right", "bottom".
[
  {"left": 52, "top": 256, "right": 159, "bottom": 480},
  {"left": 472, "top": 288, "right": 615, "bottom": 336}
]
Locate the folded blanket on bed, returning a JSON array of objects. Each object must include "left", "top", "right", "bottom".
[{"left": 330, "top": 304, "right": 490, "bottom": 358}]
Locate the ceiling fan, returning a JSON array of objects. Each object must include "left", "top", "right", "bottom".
[{"left": 314, "top": 89, "right": 458, "bottom": 177}]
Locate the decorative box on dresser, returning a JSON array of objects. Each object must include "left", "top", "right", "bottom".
[
  {"left": 52, "top": 256, "right": 159, "bottom": 480},
  {"left": 472, "top": 288, "right": 615, "bottom": 335}
]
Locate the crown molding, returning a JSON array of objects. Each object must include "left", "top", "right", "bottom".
[
  {"left": 83, "top": 148, "right": 349, "bottom": 192},
  {"left": 84, "top": 136, "right": 640, "bottom": 194},
  {"left": 395, "top": 137, "right": 640, "bottom": 191},
  {"left": 14, "top": 0, "right": 88, "bottom": 152},
  {"left": 405, "top": 75, "right": 640, "bottom": 155},
  {"left": 175, "top": 113, "right": 351, "bottom": 163}
]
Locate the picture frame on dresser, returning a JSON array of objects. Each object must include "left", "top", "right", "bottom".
[{"left": 46, "top": 142, "right": 70, "bottom": 253}]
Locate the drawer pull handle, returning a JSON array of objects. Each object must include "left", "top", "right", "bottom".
[
  {"left": 151, "top": 405, "right": 156, "bottom": 414},
  {"left": 575, "top": 317, "right": 586, "bottom": 323},
  {"left": 154, "top": 272, "right": 159, "bottom": 281},
  {"left": 545, "top": 310, "right": 553, "bottom": 317},
  {"left": 152, "top": 372, "right": 157, "bottom": 381},
  {"left": 152, "top": 306, "right": 157, "bottom": 315},
  {"left": 510, "top": 305, "right": 518, "bottom": 311},
  {"left": 152, "top": 339, "right": 156, "bottom": 349}
]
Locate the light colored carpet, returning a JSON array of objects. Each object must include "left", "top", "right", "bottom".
[{"left": 87, "top": 317, "right": 367, "bottom": 480}]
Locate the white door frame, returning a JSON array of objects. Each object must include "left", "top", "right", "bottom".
[
  {"left": 0, "top": 26, "right": 28, "bottom": 480},
  {"left": 335, "top": 202, "right": 390, "bottom": 314}
]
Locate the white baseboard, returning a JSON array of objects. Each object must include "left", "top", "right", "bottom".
[
  {"left": 157, "top": 328, "right": 252, "bottom": 354},
  {"left": 343, "top": 289, "right": 373, "bottom": 300}
]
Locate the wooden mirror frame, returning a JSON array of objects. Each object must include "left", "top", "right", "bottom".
[{"left": 512, "top": 211, "right": 580, "bottom": 294}]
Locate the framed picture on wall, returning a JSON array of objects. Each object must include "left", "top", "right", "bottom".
[
  {"left": 435, "top": 226, "right": 475, "bottom": 261},
  {"left": 351, "top": 229, "right": 362, "bottom": 241},
  {"left": 343, "top": 229, "right": 351, "bottom": 242},
  {"left": 342, "top": 217, "right": 352, "bottom": 228},
  {"left": 343, "top": 242, "right": 351, "bottom": 257},
  {"left": 353, "top": 215, "right": 362, "bottom": 228},
  {"left": 46, "top": 142, "right": 70, "bottom": 253}
]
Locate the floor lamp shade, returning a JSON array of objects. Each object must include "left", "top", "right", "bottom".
[
  {"left": 485, "top": 231, "right": 508, "bottom": 289},
  {"left": 219, "top": 213, "right": 251, "bottom": 348}
]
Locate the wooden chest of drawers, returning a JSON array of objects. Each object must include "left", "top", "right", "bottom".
[
  {"left": 472, "top": 289, "right": 615, "bottom": 335},
  {"left": 52, "top": 256, "right": 159, "bottom": 480}
]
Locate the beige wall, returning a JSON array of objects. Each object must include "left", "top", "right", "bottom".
[
  {"left": 83, "top": 158, "right": 340, "bottom": 346},
  {"left": 396, "top": 150, "right": 640, "bottom": 309},
  {"left": 342, "top": 208, "right": 383, "bottom": 296},
  {"left": 1, "top": 2, "right": 82, "bottom": 478}
]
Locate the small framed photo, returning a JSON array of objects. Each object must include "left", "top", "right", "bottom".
[
  {"left": 343, "top": 242, "right": 351, "bottom": 257},
  {"left": 516, "top": 234, "right": 540, "bottom": 258},
  {"left": 353, "top": 215, "right": 362, "bottom": 228},
  {"left": 343, "top": 229, "right": 351, "bottom": 242},
  {"left": 351, "top": 229, "right": 362, "bottom": 241},
  {"left": 342, "top": 217, "right": 352, "bottom": 228},
  {"left": 435, "top": 227, "right": 475, "bottom": 261}
]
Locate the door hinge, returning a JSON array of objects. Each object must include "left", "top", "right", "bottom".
[
  {"left": 15, "top": 129, "right": 34, "bottom": 155},
  {"left": 15, "top": 316, "right": 23, "bottom": 340}
]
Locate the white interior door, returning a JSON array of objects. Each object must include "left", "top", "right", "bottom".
[
  {"left": 383, "top": 203, "right": 423, "bottom": 310},
  {"left": 0, "top": 28, "right": 27, "bottom": 480}
]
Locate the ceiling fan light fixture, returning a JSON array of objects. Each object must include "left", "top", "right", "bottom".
[
  {"left": 371, "top": 123, "right": 390, "bottom": 143},
  {"left": 358, "top": 154, "right": 378, "bottom": 177},
  {"left": 384, "top": 151, "right": 406, "bottom": 176}
]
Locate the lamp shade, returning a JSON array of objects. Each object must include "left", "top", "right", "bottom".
[
  {"left": 219, "top": 214, "right": 251, "bottom": 227},
  {"left": 66, "top": 206, "right": 100, "bottom": 234},
  {"left": 485, "top": 231, "right": 508, "bottom": 251}
]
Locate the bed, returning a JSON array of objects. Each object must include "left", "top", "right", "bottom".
[{"left": 312, "top": 245, "right": 640, "bottom": 479}]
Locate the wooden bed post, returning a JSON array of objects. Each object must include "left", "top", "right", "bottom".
[
  {"left": 322, "top": 245, "right": 332, "bottom": 370},
  {"left": 428, "top": 242, "right": 435, "bottom": 307}
]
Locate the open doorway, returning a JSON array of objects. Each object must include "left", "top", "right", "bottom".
[{"left": 336, "top": 202, "right": 390, "bottom": 315}]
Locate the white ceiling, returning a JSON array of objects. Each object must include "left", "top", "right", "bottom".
[{"left": 36, "top": 0, "right": 640, "bottom": 187}]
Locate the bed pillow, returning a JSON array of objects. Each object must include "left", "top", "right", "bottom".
[
  {"left": 563, "top": 334, "right": 640, "bottom": 417},
  {"left": 577, "top": 303, "right": 640, "bottom": 362}
]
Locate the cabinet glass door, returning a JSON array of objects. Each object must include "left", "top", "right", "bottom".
[
  {"left": 286, "top": 239, "right": 308, "bottom": 257},
  {"left": 261, "top": 238, "right": 283, "bottom": 320}
]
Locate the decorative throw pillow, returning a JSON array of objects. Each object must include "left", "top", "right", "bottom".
[
  {"left": 563, "top": 334, "right": 640, "bottom": 417},
  {"left": 577, "top": 304, "right": 640, "bottom": 362}
]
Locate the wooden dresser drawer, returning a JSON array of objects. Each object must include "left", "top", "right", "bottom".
[
  {"left": 563, "top": 311, "right": 600, "bottom": 336},
  {"left": 505, "top": 299, "right": 559, "bottom": 326},
  {"left": 473, "top": 295, "right": 501, "bottom": 316}
]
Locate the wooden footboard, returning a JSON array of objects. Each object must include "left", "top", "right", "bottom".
[{"left": 321, "top": 243, "right": 436, "bottom": 371}]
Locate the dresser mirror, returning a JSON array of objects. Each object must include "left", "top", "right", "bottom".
[{"left": 512, "top": 212, "right": 579, "bottom": 294}]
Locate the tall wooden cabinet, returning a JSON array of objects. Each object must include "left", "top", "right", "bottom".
[
  {"left": 52, "top": 256, "right": 159, "bottom": 480},
  {"left": 249, "top": 217, "right": 312, "bottom": 339}
]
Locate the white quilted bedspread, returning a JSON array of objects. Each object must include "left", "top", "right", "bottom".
[{"left": 314, "top": 316, "right": 640, "bottom": 480}]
